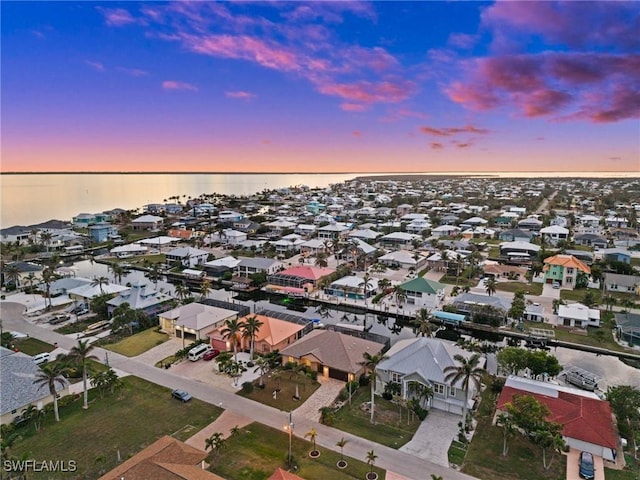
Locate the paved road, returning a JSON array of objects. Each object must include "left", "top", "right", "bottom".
[{"left": 0, "top": 301, "right": 478, "bottom": 480}]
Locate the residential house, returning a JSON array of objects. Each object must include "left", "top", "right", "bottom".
[
  {"left": 375, "top": 338, "right": 483, "bottom": 415},
  {"left": 131, "top": 214, "right": 164, "bottom": 231},
  {"left": 604, "top": 273, "right": 640, "bottom": 296},
  {"left": 378, "top": 250, "right": 426, "bottom": 270},
  {"left": 279, "top": 329, "right": 385, "bottom": 381},
  {"left": 523, "top": 303, "right": 545, "bottom": 322},
  {"left": 0, "top": 226, "right": 33, "bottom": 245},
  {"left": 601, "top": 248, "right": 632, "bottom": 264},
  {"left": 614, "top": 312, "right": 640, "bottom": 347},
  {"left": 98, "top": 435, "right": 225, "bottom": 480},
  {"left": 405, "top": 219, "right": 432, "bottom": 234},
  {"left": 574, "top": 233, "right": 607, "bottom": 249},
  {"left": 88, "top": 222, "right": 118, "bottom": 243},
  {"left": 1, "top": 347, "right": 69, "bottom": 425},
  {"left": 234, "top": 257, "right": 283, "bottom": 278},
  {"left": 606, "top": 216, "right": 629, "bottom": 229},
  {"left": 294, "top": 224, "right": 317, "bottom": 238},
  {"left": 203, "top": 256, "right": 240, "bottom": 278},
  {"left": 158, "top": 303, "right": 239, "bottom": 342},
  {"left": 110, "top": 243, "right": 149, "bottom": 258},
  {"left": 209, "top": 314, "right": 306, "bottom": 354},
  {"left": 165, "top": 247, "right": 209, "bottom": 269},
  {"left": 266, "top": 219, "right": 297, "bottom": 235},
  {"left": 266, "top": 266, "right": 335, "bottom": 295},
  {"left": 299, "top": 239, "right": 326, "bottom": 256},
  {"left": 396, "top": 277, "right": 445, "bottom": 309},
  {"left": 317, "top": 222, "right": 351, "bottom": 241},
  {"left": 106, "top": 281, "right": 174, "bottom": 317},
  {"left": 459, "top": 217, "right": 488, "bottom": 229},
  {"left": 217, "top": 210, "right": 244, "bottom": 223},
  {"left": 431, "top": 225, "right": 461, "bottom": 238},
  {"left": 517, "top": 217, "right": 543, "bottom": 232},
  {"left": 451, "top": 293, "right": 510, "bottom": 324},
  {"left": 498, "top": 229, "right": 533, "bottom": 243},
  {"left": 72, "top": 212, "right": 112, "bottom": 227},
  {"left": 67, "top": 281, "right": 129, "bottom": 307},
  {"left": 379, "top": 232, "right": 421, "bottom": 250},
  {"left": 540, "top": 225, "right": 570, "bottom": 245},
  {"left": 557, "top": 303, "right": 601, "bottom": 328},
  {"left": 496, "top": 376, "right": 618, "bottom": 461},
  {"left": 543, "top": 254, "right": 591, "bottom": 289},
  {"left": 232, "top": 218, "right": 261, "bottom": 234},
  {"left": 325, "top": 275, "right": 380, "bottom": 300}
]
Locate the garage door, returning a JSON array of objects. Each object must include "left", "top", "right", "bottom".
[{"left": 328, "top": 368, "right": 348, "bottom": 382}]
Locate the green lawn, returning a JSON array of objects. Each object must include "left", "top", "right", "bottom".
[
  {"left": 496, "top": 282, "right": 543, "bottom": 295},
  {"left": 211, "top": 422, "right": 385, "bottom": 480},
  {"left": 559, "top": 288, "right": 601, "bottom": 303},
  {"left": 9, "top": 376, "right": 221, "bottom": 479},
  {"left": 329, "top": 387, "right": 421, "bottom": 449},
  {"left": 13, "top": 337, "right": 55, "bottom": 356},
  {"left": 462, "top": 378, "right": 566, "bottom": 480},
  {"left": 606, "top": 454, "right": 640, "bottom": 480},
  {"left": 103, "top": 328, "right": 170, "bottom": 357},
  {"left": 448, "top": 440, "right": 467, "bottom": 467},
  {"left": 439, "top": 275, "right": 475, "bottom": 287},
  {"left": 55, "top": 318, "right": 99, "bottom": 335},
  {"left": 238, "top": 369, "right": 321, "bottom": 412}
]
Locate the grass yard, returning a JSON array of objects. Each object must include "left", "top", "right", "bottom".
[
  {"left": 448, "top": 440, "right": 467, "bottom": 467},
  {"left": 13, "top": 337, "right": 55, "bottom": 356},
  {"left": 559, "top": 288, "right": 601, "bottom": 303},
  {"left": 439, "top": 275, "right": 475, "bottom": 287},
  {"left": 496, "top": 282, "right": 543, "bottom": 295},
  {"left": 606, "top": 455, "right": 640, "bottom": 480},
  {"left": 103, "top": 327, "right": 170, "bottom": 357},
  {"left": 9, "top": 376, "right": 221, "bottom": 479},
  {"left": 329, "top": 387, "right": 421, "bottom": 449},
  {"left": 54, "top": 317, "right": 99, "bottom": 335},
  {"left": 238, "top": 369, "right": 321, "bottom": 412},
  {"left": 462, "top": 378, "right": 566, "bottom": 480},
  {"left": 211, "top": 422, "right": 385, "bottom": 480}
]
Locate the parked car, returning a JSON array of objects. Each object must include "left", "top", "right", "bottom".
[
  {"left": 32, "top": 352, "right": 50, "bottom": 366},
  {"left": 171, "top": 389, "right": 192, "bottom": 402},
  {"left": 202, "top": 349, "right": 221, "bottom": 361},
  {"left": 579, "top": 451, "right": 595, "bottom": 480},
  {"left": 552, "top": 281, "right": 560, "bottom": 289},
  {"left": 76, "top": 307, "right": 89, "bottom": 316}
]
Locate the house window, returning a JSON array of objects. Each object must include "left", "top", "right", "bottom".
[
  {"left": 567, "top": 268, "right": 574, "bottom": 274},
  {"left": 391, "top": 372, "right": 403, "bottom": 383},
  {"left": 566, "top": 277, "right": 573, "bottom": 284},
  {"left": 449, "top": 387, "right": 456, "bottom": 397},
  {"left": 433, "top": 384, "right": 445, "bottom": 395}
]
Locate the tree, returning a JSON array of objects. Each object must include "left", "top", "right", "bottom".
[
  {"left": 582, "top": 290, "right": 598, "bottom": 308},
  {"left": 414, "top": 308, "right": 433, "bottom": 337},
  {"left": 90, "top": 368, "right": 122, "bottom": 398},
  {"left": 242, "top": 315, "right": 264, "bottom": 360},
  {"left": 253, "top": 356, "right": 271, "bottom": 388},
  {"left": 21, "top": 404, "right": 45, "bottom": 433},
  {"left": 111, "top": 302, "right": 137, "bottom": 334},
  {"left": 199, "top": 279, "right": 211, "bottom": 301},
  {"left": 527, "top": 350, "right": 562, "bottom": 378},
  {"left": 359, "top": 352, "right": 387, "bottom": 424},
  {"left": 109, "top": 263, "right": 125, "bottom": 284},
  {"left": 485, "top": 277, "right": 497, "bottom": 296},
  {"left": 2, "top": 263, "right": 20, "bottom": 289},
  {"left": 504, "top": 394, "right": 551, "bottom": 437},
  {"left": 175, "top": 283, "right": 191, "bottom": 303},
  {"left": 41, "top": 266, "right": 57, "bottom": 309},
  {"left": 532, "top": 423, "right": 565, "bottom": 470},
  {"left": 221, "top": 318, "right": 247, "bottom": 363},
  {"left": 314, "top": 252, "right": 328, "bottom": 268},
  {"left": 33, "top": 362, "right": 67, "bottom": 422},
  {"left": 336, "top": 437, "right": 348, "bottom": 464},
  {"left": 508, "top": 291, "right": 526, "bottom": 321},
  {"left": 607, "top": 385, "right": 640, "bottom": 453},
  {"left": 204, "top": 432, "right": 226, "bottom": 465},
  {"left": 91, "top": 276, "right": 109, "bottom": 295},
  {"left": 365, "top": 449, "right": 378, "bottom": 477},
  {"left": 408, "top": 381, "right": 433, "bottom": 409},
  {"left": 602, "top": 295, "right": 617, "bottom": 312},
  {"left": 496, "top": 413, "right": 516, "bottom": 457},
  {"left": 497, "top": 347, "right": 529, "bottom": 376},
  {"left": 305, "top": 428, "right": 318, "bottom": 454},
  {"left": 40, "top": 231, "right": 53, "bottom": 252},
  {"left": 68, "top": 339, "right": 98, "bottom": 409},
  {"left": 443, "top": 353, "right": 484, "bottom": 433}
]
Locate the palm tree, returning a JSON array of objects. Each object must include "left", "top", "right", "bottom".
[
  {"left": 2, "top": 263, "right": 20, "bottom": 289},
  {"left": 221, "top": 318, "right": 247, "bottom": 362},
  {"left": 414, "top": 308, "right": 433, "bottom": 337},
  {"left": 199, "top": 279, "right": 211, "bottom": 301},
  {"left": 91, "top": 276, "right": 109, "bottom": 295},
  {"left": 336, "top": 437, "right": 348, "bottom": 465},
  {"left": 68, "top": 339, "right": 98, "bottom": 409},
  {"left": 109, "top": 263, "right": 125, "bottom": 284},
  {"left": 305, "top": 428, "right": 319, "bottom": 455},
  {"left": 443, "top": 353, "right": 484, "bottom": 434},
  {"left": 204, "top": 432, "right": 226, "bottom": 465},
  {"left": 365, "top": 449, "right": 378, "bottom": 478},
  {"left": 359, "top": 352, "right": 387, "bottom": 424},
  {"left": 242, "top": 315, "right": 264, "bottom": 360},
  {"left": 41, "top": 266, "right": 57, "bottom": 309},
  {"left": 315, "top": 252, "right": 328, "bottom": 268},
  {"left": 24, "top": 272, "right": 39, "bottom": 298},
  {"left": 175, "top": 283, "right": 191, "bottom": 303},
  {"left": 33, "top": 362, "right": 67, "bottom": 422},
  {"left": 377, "top": 277, "right": 391, "bottom": 293},
  {"left": 40, "top": 231, "right": 53, "bottom": 252},
  {"left": 253, "top": 356, "right": 271, "bottom": 388},
  {"left": 485, "top": 277, "right": 497, "bottom": 296}
]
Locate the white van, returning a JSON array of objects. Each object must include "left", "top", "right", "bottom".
[
  {"left": 33, "top": 352, "right": 50, "bottom": 366},
  {"left": 187, "top": 344, "right": 213, "bottom": 362}
]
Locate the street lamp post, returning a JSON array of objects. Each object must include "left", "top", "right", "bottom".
[{"left": 284, "top": 411, "right": 294, "bottom": 470}]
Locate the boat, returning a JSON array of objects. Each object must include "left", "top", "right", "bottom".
[{"left": 562, "top": 367, "right": 599, "bottom": 391}]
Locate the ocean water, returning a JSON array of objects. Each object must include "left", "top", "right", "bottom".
[{"left": 1, "top": 171, "right": 637, "bottom": 227}]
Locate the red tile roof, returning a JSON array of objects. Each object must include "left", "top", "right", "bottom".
[
  {"left": 268, "top": 468, "right": 305, "bottom": 480},
  {"left": 543, "top": 254, "right": 591, "bottom": 274},
  {"left": 497, "top": 386, "right": 617, "bottom": 449},
  {"left": 277, "top": 266, "right": 335, "bottom": 280}
]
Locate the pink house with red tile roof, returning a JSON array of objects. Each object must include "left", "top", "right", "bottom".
[
  {"left": 266, "top": 266, "right": 335, "bottom": 294},
  {"left": 496, "top": 377, "right": 618, "bottom": 460}
]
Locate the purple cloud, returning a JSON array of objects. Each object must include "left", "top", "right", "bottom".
[{"left": 162, "top": 80, "right": 198, "bottom": 92}]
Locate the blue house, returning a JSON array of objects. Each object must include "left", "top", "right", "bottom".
[
  {"left": 603, "top": 248, "right": 631, "bottom": 264},
  {"left": 88, "top": 222, "right": 118, "bottom": 242}
]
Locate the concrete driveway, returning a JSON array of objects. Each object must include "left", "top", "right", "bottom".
[
  {"left": 399, "top": 409, "right": 461, "bottom": 467},
  {"left": 565, "top": 449, "right": 605, "bottom": 480}
]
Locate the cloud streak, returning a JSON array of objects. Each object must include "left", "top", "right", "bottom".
[
  {"left": 225, "top": 90, "right": 256, "bottom": 101},
  {"left": 162, "top": 80, "right": 198, "bottom": 92}
]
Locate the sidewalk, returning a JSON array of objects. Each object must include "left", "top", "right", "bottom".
[
  {"left": 293, "top": 376, "right": 343, "bottom": 422},
  {"left": 185, "top": 410, "right": 252, "bottom": 450}
]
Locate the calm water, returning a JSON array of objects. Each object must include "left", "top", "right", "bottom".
[{"left": 1, "top": 171, "right": 637, "bottom": 227}]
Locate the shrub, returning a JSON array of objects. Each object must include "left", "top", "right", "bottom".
[
  {"left": 382, "top": 392, "right": 393, "bottom": 401},
  {"left": 359, "top": 373, "right": 370, "bottom": 387},
  {"left": 241, "top": 381, "right": 254, "bottom": 394},
  {"left": 283, "top": 361, "right": 297, "bottom": 370}
]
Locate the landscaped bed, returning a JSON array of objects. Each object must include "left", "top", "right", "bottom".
[
  {"left": 103, "top": 327, "right": 169, "bottom": 357},
  {"left": 237, "top": 368, "right": 321, "bottom": 412},
  {"left": 210, "top": 422, "right": 385, "bottom": 480},
  {"left": 8, "top": 376, "right": 221, "bottom": 479},
  {"left": 328, "top": 388, "right": 421, "bottom": 449}
]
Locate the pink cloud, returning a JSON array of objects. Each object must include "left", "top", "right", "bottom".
[
  {"left": 96, "top": 7, "right": 140, "bottom": 27},
  {"left": 345, "top": 46, "right": 399, "bottom": 73},
  {"left": 262, "top": 139, "right": 271, "bottom": 145},
  {"left": 225, "top": 91, "right": 256, "bottom": 101},
  {"left": 341, "top": 103, "right": 369, "bottom": 112},
  {"left": 162, "top": 80, "right": 198, "bottom": 92},
  {"left": 352, "top": 131, "right": 362, "bottom": 137},
  {"left": 430, "top": 142, "right": 444, "bottom": 150},
  {"left": 85, "top": 60, "right": 105, "bottom": 72},
  {"left": 318, "top": 79, "right": 416, "bottom": 104},
  {"left": 448, "top": 33, "right": 478, "bottom": 50},
  {"left": 446, "top": 53, "right": 640, "bottom": 122},
  {"left": 419, "top": 125, "right": 490, "bottom": 136}
]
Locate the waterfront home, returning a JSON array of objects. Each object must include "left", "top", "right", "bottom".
[
  {"left": 217, "top": 210, "right": 244, "bottom": 223},
  {"left": 110, "top": 243, "right": 148, "bottom": 258},
  {"left": 165, "top": 246, "right": 209, "bottom": 269},
  {"left": 317, "top": 222, "right": 350, "bottom": 241},
  {"left": 499, "top": 241, "right": 540, "bottom": 259},
  {"left": 279, "top": 329, "right": 384, "bottom": 381},
  {"left": 136, "top": 236, "right": 180, "bottom": 251},
  {"left": 234, "top": 256, "right": 283, "bottom": 278},
  {"left": 523, "top": 302, "right": 545, "bottom": 322},
  {"left": 375, "top": 337, "right": 482, "bottom": 415},
  {"left": 557, "top": 303, "right": 601, "bottom": 328},
  {"left": 158, "top": 303, "right": 239, "bottom": 342},
  {"left": 266, "top": 265, "right": 335, "bottom": 294},
  {"left": 498, "top": 228, "right": 533, "bottom": 243},
  {"left": 482, "top": 264, "right": 527, "bottom": 282},
  {"left": 68, "top": 281, "right": 128, "bottom": 306},
  {"left": 451, "top": 293, "right": 510, "bottom": 323},
  {"left": 601, "top": 248, "right": 632, "bottom": 264},
  {"left": 88, "top": 222, "right": 118, "bottom": 243},
  {"left": 496, "top": 376, "right": 618, "bottom": 461},
  {"left": 378, "top": 250, "right": 426, "bottom": 270},
  {"left": 574, "top": 233, "right": 608, "bottom": 249},
  {"left": 614, "top": 312, "right": 640, "bottom": 346},
  {"left": 325, "top": 275, "right": 380, "bottom": 300},
  {"left": 106, "top": 281, "right": 174, "bottom": 317},
  {"left": 540, "top": 225, "right": 570, "bottom": 245},
  {"left": 1, "top": 347, "right": 69, "bottom": 425},
  {"left": 395, "top": 277, "right": 445, "bottom": 309},
  {"left": 517, "top": 217, "right": 543, "bottom": 231},
  {"left": 379, "top": 231, "right": 420, "bottom": 250},
  {"left": 209, "top": 313, "right": 306, "bottom": 354},
  {"left": 97, "top": 435, "right": 224, "bottom": 480},
  {"left": 543, "top": 254, "right": 591, "bottom": 289},
  {"left": 131, "top": 214, "right": 164, "bottom": 231},
  {"left": 203, "top": 256, "right": 240, "bottom": 278}
]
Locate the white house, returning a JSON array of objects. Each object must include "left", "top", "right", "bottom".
[
  {"left": 557, "top": 303, "right": 600, "bottom": 328},
  {"left": 165, "top": 247, "right": 209, "bottom": 268}
]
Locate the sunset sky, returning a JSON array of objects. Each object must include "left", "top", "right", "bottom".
[{"left": 2, "top": 1, "right": 639, "bottom": 173}]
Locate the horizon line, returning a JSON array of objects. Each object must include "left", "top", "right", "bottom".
[{"left": 2, "top": 170, "right": 639, "bottom": 175}]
